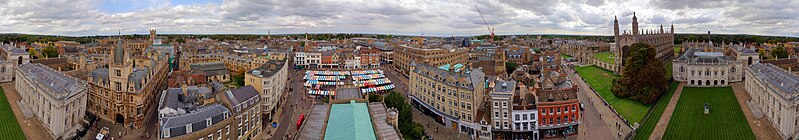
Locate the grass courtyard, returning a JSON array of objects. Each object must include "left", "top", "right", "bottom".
[
  {"left": 575, "top": 66, "right": 650, "bottom": 124},
  {"left": 0, "top": 87, "right": 25, "bottom": 140},
  {"left": 593, "top": 52, "right": 614, "bottom": 64},
  {"left": 662, "top": 87, "right": 755, "bottom": 140},
  {"left": 561, "top": 52, "right": 573, "bottom": 59},
  {"left": 633, "top": 82, "right": 679, "bottom": 140}
]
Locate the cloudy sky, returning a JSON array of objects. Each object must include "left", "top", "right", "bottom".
[{"left": 0, "top": 0, "right": 797, "bottom": 37}]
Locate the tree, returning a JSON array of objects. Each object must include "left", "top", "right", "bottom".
[
  {"left": 27, "top": 48, "right": 40, "bottom": 59},
  {"left": 611, "top": 43, "right": 669, "bottom": 103},
  {"left": 384, "top": 91, "right": 425, "bottom": 139},
  {"left": 41, "top": 45, "right": 59, "bottom": 58},
  {"left": 368, "top": 93, "right": 383, "bottom": 102},
  {"left": 505, "top": 62, "right": 517, "bottom": 75},
  {"left": 231, "top": 74, "right": 245, "bottom": 87},
  {"left": 771, "top": 46, "right": 789, "bottom": 59}
]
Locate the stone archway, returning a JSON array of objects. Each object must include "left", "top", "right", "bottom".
[
  {"left": 706, "top": 80, "right": 710, "bottom": 86},
  {"left": 115, "top": 114, "right": 125, "bottom": 124},
  {"left": 714, "top": 80, "right": 718, "bottom": 86}
]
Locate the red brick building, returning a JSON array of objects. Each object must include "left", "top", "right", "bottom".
[{"left": 534, "top": 69, "right": 580, "bottom": 138}]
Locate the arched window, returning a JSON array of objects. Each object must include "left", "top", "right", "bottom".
[
  {"left": 706, "top": 80, "right": 710, "bottom": 86},
  {"left": 691, "top": 80, "right": 695, "bottom": 85}
]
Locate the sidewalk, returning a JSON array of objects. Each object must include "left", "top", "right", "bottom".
[
  {"left": 568, "top": 68, "right": 634, "bottom": 139},
  {"left": 648, "top": 82, "right": 685, "bottom": 140}
]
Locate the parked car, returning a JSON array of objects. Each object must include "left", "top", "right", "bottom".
[
  {"left": 580, "top": 103, "right": 585, "bottom": 110},
  {"left": 95, "top": 127, "right": 109, "bottom": 140}
]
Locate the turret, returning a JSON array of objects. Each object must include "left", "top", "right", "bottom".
[
  {"left": 614, "top": 16, "right": 619, "bottom": 37},
  {"left": 660, "top": 24, "right": 664, "bottom": 34},
  {"left": 632, "top": 12, "right": 639, "bottom": 36},
  {"left": 671, "top": 23, "right": 674, "bottom": 34}
]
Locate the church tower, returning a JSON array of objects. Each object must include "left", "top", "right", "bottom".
[
  {"left": 671, "top": 24, "right": 674, "bottom": 34},
  {"left": 614, "top": 16, "right": 620, "bottom": 37},
  {"left": 149, "top": 29, "right": 156, "bottom": 45},
  {"left": 632, "top": 12, "right": 639, "bottom": 36}
]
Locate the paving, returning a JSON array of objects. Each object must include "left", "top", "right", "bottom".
[
  {"left": 648, "top": 82, "right": 685, "bottom": 140},
  {"left": 567, "top": 65, "right": 631, "bottom": 140},
  {"left": 270, "top": 69, "right": 315, "bottom": 140},
  {"left": 729, "top": 83, "right": 782, "bottom": 140}
]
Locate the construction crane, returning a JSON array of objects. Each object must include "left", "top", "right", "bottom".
[{"left": 475, "top": 5, "right": 494, "bottom": 44}]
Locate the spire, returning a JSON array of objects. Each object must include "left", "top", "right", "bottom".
[
  {"left": 632, "top": 12, "right": 639, "bottom": 36},
  {"left": 660, "top": 24, "right": 664, "bottom": 34},
  {"left": 671, "top": 23, "right": 674, "bottom": 34}
]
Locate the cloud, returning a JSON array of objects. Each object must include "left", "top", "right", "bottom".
[{"left": 0, "top": 0, "right": 796, "bottom": 37}]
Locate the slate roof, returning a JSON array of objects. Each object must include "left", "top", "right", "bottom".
[
  {"left": 190, "top": 61, "right": 229, "bottom": 76},
  {"left": 411, "top": 63, "right": 485, "bottom": 90},
  {"left": 18, "top": 63, "right": 87, "bottom": 100},
  {"left": 91, "top": 68, "right": 109, "bottom": 85},
  {"left": 749, "top": 63, "right": 799, "bottom": 101},
  {"left": 224, "top": 86, "right": 259, "bottom": 108},
  {"left": 160, "top": 104, "right": 230, "bottom": 137},
  {"left": 129, "top": 67, "right": 149, "bottom": 91}
]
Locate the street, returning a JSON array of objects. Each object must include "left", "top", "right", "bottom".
[
  {"left": 270, "top": 69, "right": 314, "bottom": 140},
  {"left": 563, "top": 65, "right": 615, "bottom": 140}
]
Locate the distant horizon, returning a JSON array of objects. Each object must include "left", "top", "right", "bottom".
[
  {"left": 0, "top": 0, "right": 797, "bottom": 37},
  {"left": 2, "top": 32, "right": 796, "bottom": 38}
]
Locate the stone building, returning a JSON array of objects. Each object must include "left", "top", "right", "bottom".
[
  {"left": 408, "top": 63, "right": 485, "bottom": 137},
  {"left": 490, "top": 79, "right": 515, "bottom": 136},
  {"left": 673, "top": 43, "right": 760, "bottom": 87},
  {"left": 745, "top": 63, "right": 799, "bottom": 139},
  {"left": 0, "top": 43, "right": 31, "bottom": 82},
  {"left": 243, "top": 58, "right": 288, "bottom": 132},
  {"left": 393, "top": 44, "right": 469, "bottom": 77},
  {"left": 87, "top": 36, "right": 170, "bottom": 128},
  {"left": 613, "top": 13, "right": 675, "bottom": 73},
  {"left": 190, "top": 61, "right": 231, "bottom": 83},
  {"left": 15, "top": 63, "right": 88, "bottom": 139}
]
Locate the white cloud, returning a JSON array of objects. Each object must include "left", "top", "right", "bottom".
[{"left": 0, "top": 0, "right": 796, "bottom": 37}]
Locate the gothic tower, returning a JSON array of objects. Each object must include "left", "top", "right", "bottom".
[
  {"left": 632, "top": 12, "right": 639, "bottom": 36},
  {"left": 149, "top": 29, "right": 156, "bottom": 44},
  {"left": 660, "top": 24, "right": 664, "bottom": 34}
]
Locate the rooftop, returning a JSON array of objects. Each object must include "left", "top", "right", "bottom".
[
  {"left": 224, "top": 86, "right": 259, "bottom": 108},
  {"left": 190, "top": 61, "right": 229, "bottom": 76},
  {"left": 749, "top": 63, "right": 799, "bottom": 101},
  {"left": 412, "top": 63, "right": 485, "bottom": 90},
  {"left": 324, "top": 101, "right": 376, "bottom": 140},
  {"left": 18, "top": 63, "right": 87, "bottom": 100}
]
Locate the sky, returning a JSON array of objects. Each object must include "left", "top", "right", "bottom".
[{"left": 0, "top": 0, "right": 797, "bottom": 37}]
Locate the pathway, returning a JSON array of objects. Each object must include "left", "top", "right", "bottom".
[
  {"left": 648, "top": 82, "right": 684, "bottom": 140},
  {"left": 567, "top": 67, "right": 626, "bottom": 140},
  {"left": 729, "top": 83, "right": 781, "bottom": 140}
]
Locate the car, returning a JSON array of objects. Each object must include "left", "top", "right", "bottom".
[
  {"left": 96, "top": 127, "right": 109, "bottom": 140},
  {"left": 580, "top": 103, "right": 585, "bottom": 110}
]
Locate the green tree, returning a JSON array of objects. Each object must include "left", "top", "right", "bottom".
[
  {"left": 231, "top": 74, "right": 245, "bottom": 87},
  {"left": 611, "top": 43, "right": 669, "bottom": 103},
  {"left": 384, "top": 91, "right": 425, "bottom": 139},
  {"left": 771, "top": 46, "right": 789, "bottom": 59},
  {"left": 27, "top": 48, "right": 40, "bottom": 59},
  {"left": 505, "top": 62, "right": 517, "bottom": 75},
  {"left": 368, "top": 93, "right": 383, "bottom": 102},
  {"left": 41, "top": 46, "right": 59, "bottom": 58}
]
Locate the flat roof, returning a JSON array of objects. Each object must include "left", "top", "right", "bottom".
[{"left": 324, "top": 101, "right": 376, "bottom": 140}]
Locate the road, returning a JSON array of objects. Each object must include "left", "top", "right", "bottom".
[
  {"left": 270, "top": 69, "right": 314, "bottom": 140},
  {"left": 564, "top": 64, "right": 615, "bottom": 140}
]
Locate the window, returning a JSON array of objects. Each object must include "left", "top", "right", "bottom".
[
  {"left": 208, "top": 134, "right": 213, "bottom": 140},
  {"left": 515, "top": 114, "right": 520, "bottom": 121},
  {"left": 114, "top": 82, "right": 122, "bottom": 91},
  {"left": 503, "top": 112, "right": 508, "bottom": 118},
  {"left": 225, "top": 125, "right": 230, "bottom": 135},
  {"left": 115, "top": 69, "right": 121, "bottom": 77},
  {"left": 217, "top": 130, "right": 222, "bottom": 140}
]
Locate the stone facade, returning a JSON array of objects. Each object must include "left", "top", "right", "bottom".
[
  {"left": 409, "top": 63, "right": 485, "bottom": 137},
  {"left": 15, "top": 63, "right": 88, "bottom": 139},
  {"left": 745, "top": 63, "right": 799, "bottom": 139},
  {"left": 0, "top": 44, "right": 31, "bottom": 82},
  {"left": 613, "top": 13, "right": 674, "bottom": 74},
  {"left": 87, "top": 37, "right": 170, "bottom": 128},
  {"left": 243, "top": 58, "right": 288, "bottom": 131}
]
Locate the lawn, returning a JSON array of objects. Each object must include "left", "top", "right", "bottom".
[
  {"left": 575, "top": 66, "right": 650, "bottom": 124},
  {"left": 662, "top": 87, "right": 755, "bottom": 140},
  {"left": 674, "top": 46, "right": 682, "bottom": 56},
  {"left": 664, "top": 61, "right": 673, "bottom": 80},
  {"left": 0, "top": 87, "right": 25, "bottom": 140},
  {"left": 633, "top": 82, "right": 679, "bottom": 140},
  {"left": 561, "top": 52, "right": 573, "bottom": 59},
  {"left": 593, "top": 52, "right": 614, "bottom": 64}
]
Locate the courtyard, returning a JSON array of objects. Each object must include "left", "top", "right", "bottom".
[
  {"left": 662, "top": 87, "right": 755, "bottom": 140},
  {"left": 0, "top": 87, "right": 25, "bottom": 140},
  {"left": 575, "top": 66, "right": 650, "bottom": 125},
  {"left": 593, "top": 52, "right": 614, "bottom": 64},
  {"left": 632, "top": 82, "right": 679, "bottom": 140}
]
